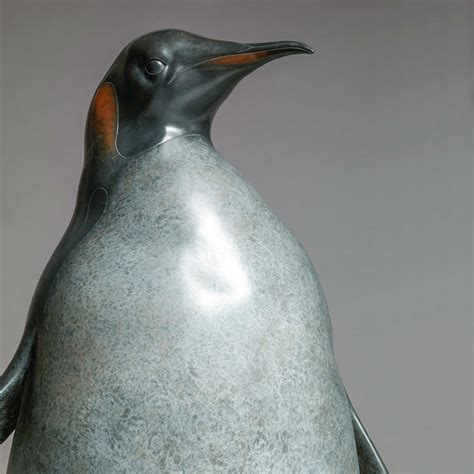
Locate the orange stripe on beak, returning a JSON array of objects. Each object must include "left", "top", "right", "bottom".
[{"left": 202, "top": 50, "right": 271, "bottom": 66}]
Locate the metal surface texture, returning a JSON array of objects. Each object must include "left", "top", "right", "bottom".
[{"left": 1, "top": 30, "right": 387, "bottom": 472}]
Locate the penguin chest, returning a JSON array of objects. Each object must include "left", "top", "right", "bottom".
[
  {"left": 40, "top": 188, "right": 336, "bottom": 392},
  {"left": 25, "top": 153, "right": 357, "bottom": 471}
]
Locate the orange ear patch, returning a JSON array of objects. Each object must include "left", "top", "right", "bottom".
[{"left": 89, "top": 82, "right": 118, "bottom": 154}]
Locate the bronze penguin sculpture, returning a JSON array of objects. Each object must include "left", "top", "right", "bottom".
[{"left": 1, "top": 30, "right": 387, "bottom": 472}]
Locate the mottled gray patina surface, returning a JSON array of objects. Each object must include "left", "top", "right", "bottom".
[
  {"left": 10, "top": 135, "right": 358, "bottom": 472},
  {"left": 2, "top": 30, "right": 387, "bottom": 472}
]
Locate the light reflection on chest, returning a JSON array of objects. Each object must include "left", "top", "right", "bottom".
[{"left": 181, "top": 194, "right": 251, "bottom": 312}]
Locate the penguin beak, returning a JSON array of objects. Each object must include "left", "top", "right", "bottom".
[
  {"left": 196, "top": 41, "right": 314, "bottom": 69},
  {"left": 169, "top": 40, "right": 313, "bottom": 83}
]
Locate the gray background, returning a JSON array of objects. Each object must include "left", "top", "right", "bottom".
[{"left": 0, "top": 0, "right": 472, "bottom": 472}]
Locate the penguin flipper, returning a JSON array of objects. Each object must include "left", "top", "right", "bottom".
[
  {"left": 0, "top": 320, "right": 35, "bottom": 444},
  {"left": 348, "top": 397, "right": 388, "bottom": 473}
]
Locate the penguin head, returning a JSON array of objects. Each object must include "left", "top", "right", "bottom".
[{"left": 87, "top": 29, "right": 313, "bottom": 157}]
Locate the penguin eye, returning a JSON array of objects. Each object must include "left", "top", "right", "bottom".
[{"left": 145, "top": 58, "right": 166, "bottom": 76}]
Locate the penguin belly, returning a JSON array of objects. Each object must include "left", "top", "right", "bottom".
[{"left": 8, "top": 135, "right": 359, "bottom": 473}]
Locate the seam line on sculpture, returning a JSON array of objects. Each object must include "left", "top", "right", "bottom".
[{"left": 42, "top": 188, "right": 109, "bottom": 317}]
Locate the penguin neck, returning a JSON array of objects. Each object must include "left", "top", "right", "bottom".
[
  {"left": 157, "top": 122, "right": 211, "bottom": 148},
  {"left": 116, "top": 115, "right": 212, "bottom": 157}
]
